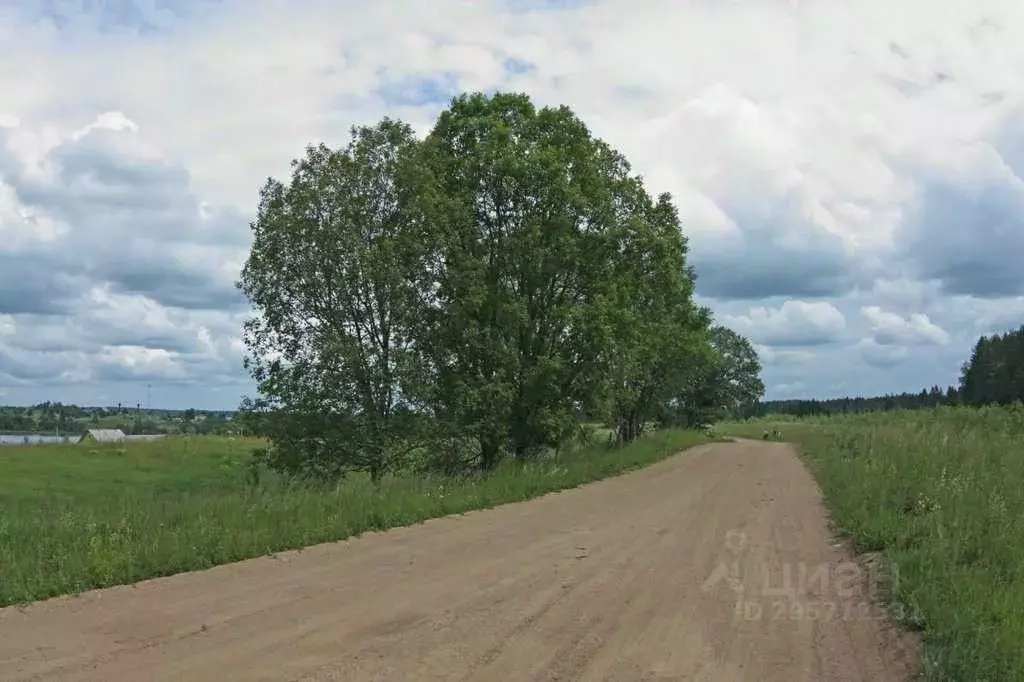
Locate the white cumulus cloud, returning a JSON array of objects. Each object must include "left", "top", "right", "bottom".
[
  {"left": 861, "top": 305, "right": 951, "bottom": 346},
  {"left": 2, "top": 0, "right": 1024, "bottom": 406},
  {"left": 723, "top": 300, "right": 847, "bottom": 347}
]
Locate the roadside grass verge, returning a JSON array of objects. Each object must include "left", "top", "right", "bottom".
[
  {"left": 0, "top": 428, "right": 710, "bottom": 608},
  {"left": 722, "top": 405, "right": 1024, "bottom": 682}
]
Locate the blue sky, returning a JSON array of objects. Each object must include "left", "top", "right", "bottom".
[{"left": 2, "top": 0, "right": 1024, "bottom": 410}]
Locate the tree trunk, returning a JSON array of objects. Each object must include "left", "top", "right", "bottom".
[
  {"left": 479, "top": 434, "right": 502, "bottom": 471},
  {"left": 369, "top": 457, "right": 384, "bottom": 486},
  {"left": 616, "top": 414, "right": 641, "bottom": 445}
]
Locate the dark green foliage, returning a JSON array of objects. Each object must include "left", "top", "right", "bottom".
[
  {"left": 236, "top": 91, "right": 765, "bottom": 479},
  {"left": 959, "top": 326, "right": 1024, "bottom": 407},
  {"left": 238, "top": 120, "right": 433, "bottom": 483},
  {"left": 0, "top": 402, "right": 240, "bottom": 437},
  {"left": 416, "top": 92, "right": 623, "bottom": 464},
  {"left": 744, "top": 385, "right": 961, "bottom": 418},
  {"left": 655, "top": 325, "right": 764, "bottom": 428}
]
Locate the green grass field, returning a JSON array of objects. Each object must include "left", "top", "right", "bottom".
[
  {"left": 0, "top": 429, "right": 709, "bottom": 608},
  {"left": 723, "top": 405, "right": 1024, "bottom": 682}
]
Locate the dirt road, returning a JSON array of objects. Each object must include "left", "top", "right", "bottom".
[{"left": 0, "top": 440, "right": 917, "bottom": 681}]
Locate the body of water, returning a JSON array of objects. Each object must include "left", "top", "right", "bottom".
[{"left": 0, "top": 434, "right": 75, "bottom": 446}]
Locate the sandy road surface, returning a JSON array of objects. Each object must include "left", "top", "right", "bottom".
[{"left": 0, "top": 440, "right": 918, "bottom": 681}]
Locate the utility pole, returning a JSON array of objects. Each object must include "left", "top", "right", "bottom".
[{"left": 147, "top": 384, "right": 152, "bottom": 412}]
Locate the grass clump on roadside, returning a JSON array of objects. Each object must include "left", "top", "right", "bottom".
[
  {"left": 723, "top": 405, "right": 1024, "bottom": 682},
  {"left": 0, "top": 428, "right": 710, "bottom": 608}
]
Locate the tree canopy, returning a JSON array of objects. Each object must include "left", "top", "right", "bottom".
[
  {"left": 237, "top": 91, "right": 765, "bottom": 481},
  {"left": 959, "top": 325, "right": 1024, "bottom": 407}
]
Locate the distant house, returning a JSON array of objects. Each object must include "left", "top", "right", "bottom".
[{"left": 78, "top": 429, "right": 126, "bottom": 444}]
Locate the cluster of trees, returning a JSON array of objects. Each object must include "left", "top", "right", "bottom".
[
  {"left": 0, "top": 402, "right": 82, "bottom": 434},
  {"left": 960, "top": 325, "right": 1024, "bottom": 406},
  {"left": 0, "top": 402, "right": 240, "bottom": 436},
  {"left": 238, "top": 92, "right": 764, "bottom": 482},
  {"left": 746, "top": 325, "right": 1024, "bottom": 418},
  {"left": 744, "top": 385, "right": 961, "bottom": 418}
]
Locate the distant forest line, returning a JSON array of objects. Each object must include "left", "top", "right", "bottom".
[
  {"left": 745, "top": 324, "right": 1024, "bottom": 418},
  {"left": 0, "top": 403, "right": 240, "bottom": 437},
  {"left": 4, "top": 325, "right": 1023, "bottom": 433}
]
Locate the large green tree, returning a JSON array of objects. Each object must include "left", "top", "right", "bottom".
[
  {"left": 237, "top": 119, "right": 432, "bottom": 482},
  {"left": 703, "top": 325, "right": 766, "bottom": 417},
  {"left": 661, "top": 325, "right": 765, "bottom": 425},
  {"left": 597, "top": 189, "right": 710, "bottom": 443},
  {"left": 417, "top": 92, "right": 636, "bottom": 467},
  {"left": 235, "top": 91, "right": 767, "bottom": 480}
]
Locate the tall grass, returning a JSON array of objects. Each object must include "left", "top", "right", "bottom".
[
  {"left": 725, "top": 405, "right": 1024, "bottom": 682},
  {"left": 0, "top": 429, "right": 709, "bottom": 607}
]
